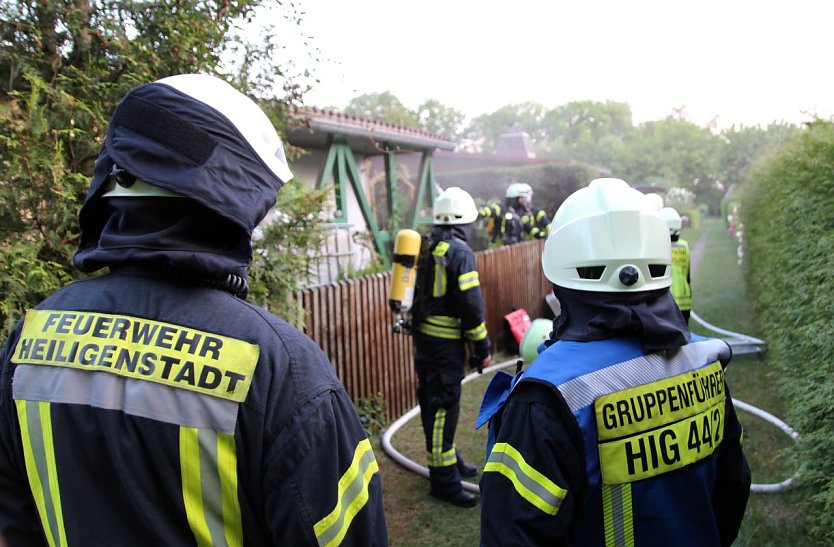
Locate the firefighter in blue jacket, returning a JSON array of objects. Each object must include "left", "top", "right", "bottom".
[
  {"left": 0, "top": 74, "right": 388, "bottom": 546},
  {"left": 478, "top": 178, "right": 750, "bottom": 546},
  {"left": 412, "top": 187, "right": 492, "bottom": 507},
  {"left": 660, "top": 206, "right": 692, "bottom": 325}
]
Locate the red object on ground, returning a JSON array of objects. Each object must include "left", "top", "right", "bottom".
[{"left": 504, "top": 309, "right": 532, "bottom": 344}]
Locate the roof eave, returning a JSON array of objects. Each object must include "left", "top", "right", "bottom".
[{"left": 308, "top": 118, "right": 457, "bottom": 151}]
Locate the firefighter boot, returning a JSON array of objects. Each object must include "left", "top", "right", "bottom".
[
  {"left": 431, "top": 488, "right": 477, "bottom": 508},
  {"left": 429, "top": 466, "right": 477, "bottom": 508},
  {"left": 456, "top": 452, "right": 478, "bottom": 478}
]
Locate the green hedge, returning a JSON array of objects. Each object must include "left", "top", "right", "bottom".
[
  {"left": 744, "top": 121, "right": 834, "bottom": 543},
  {"left": 438, "top": 162, "right": 601, "bottom": 215}
]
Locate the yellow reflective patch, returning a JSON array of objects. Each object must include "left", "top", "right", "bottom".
[
  {"left": 602, "top": 483, "right": 634, "bottom": 546},
  {"left": 416, "top": 323, "right": 460, "bottom": 340},
  {"left": 424, "top": 315, "right": 460, "bottom": 327},
  {"left": 314, "top": 438, "right": 379, "bottom": 547},
  {"left": 17, "top": 400, "right": 68, "bottom": 547},
  {"left": 12, "top": 310, "right": 259, "bottom": 402},
  {"left": 432, "top": 241, "right": 450, "bottom": 256},
  {"left": 485, "top": 443, "right": 566, "bottom": 515},
  {"left": 464, "top": 322, "right": 488, "bottom": 342},
  {"left": 458, "top": 271, "right": 480, "bottom": 291},
  {"left": 180, "top": 427, "right": 212, "bottom": 547},
  {"left": 596, "top": 362, "right": 726, "bottom": 484}
]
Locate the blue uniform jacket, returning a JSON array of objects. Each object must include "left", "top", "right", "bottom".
[{"left": 478, "top": 335, "right": 751, "bottom": 546}]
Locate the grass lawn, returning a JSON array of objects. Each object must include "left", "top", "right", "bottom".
[{"left": 376, "top": 216, "right": 808, "bottom": 546}]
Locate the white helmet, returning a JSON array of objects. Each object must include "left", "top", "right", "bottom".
[
  {"left": 506, "top": 182, "right": 533, "bottom": 199},
  {"left": 659, "top": 207, "right": 682, "bottom": 236},
  {"left": 645, "top": 192, "right": 664, "bottom": 210},
  {"left": 433, "top": 187, "right": 478, "bottom": 225},
  {"left": 542, "top": 178, "right": 672, "bottom": 292}
]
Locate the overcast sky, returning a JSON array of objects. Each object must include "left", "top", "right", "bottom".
[{"left": 285, "top": 0, "right": 834, "bottom": 129}]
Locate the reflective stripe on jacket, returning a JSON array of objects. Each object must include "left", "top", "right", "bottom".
[{"left": 671, "top": 239, "right": 692, "bottom": 310}]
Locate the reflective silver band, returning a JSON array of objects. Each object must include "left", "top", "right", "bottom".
[
  {"left": 13, "top": 365, "right": 240, "bottom": 434},
  {"left": 556, "top": 339, "right": 730, "bottom": 413}
]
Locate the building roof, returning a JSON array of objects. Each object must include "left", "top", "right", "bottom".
[
  {"left": 495, "top": 131, "right": 536, "bottom": 159},
  {"left": 287, "top": 107, "right": 456, "bottom": 155}
]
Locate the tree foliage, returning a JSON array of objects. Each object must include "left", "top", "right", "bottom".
[
  {"left": 537, "top": 100, "right": 634, "bottom": 166},
  {"left": 616, "top": 118, "right": 723, "bottom": 209},
  {"left": 466, "top": 101, "right": 548, "bottom": 151},
  {"left": 341, "top": 92, "right": 468, "bottom": 142},
  {"left": 415, "top": 98, "right": 466, "bottom": 141},
  {"left": 543, "top": 100, "right": 634, "bottom": 142},
  {"left": 249, "top": 180, "right": 328, "bottom": 325},
  {"left": 717, "top": 123, "right": 798, "bottom": 190},
  {"left": 0, "top": 0, "right": 321, "bottom": 333},
  {"left": 338, "top": 89, "right": 799, "bottom": 217},
  {"left": 344, "top": 91, "right": 419, "bottom": 128}
]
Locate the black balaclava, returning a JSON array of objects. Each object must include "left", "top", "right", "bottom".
[
  {"left": 431, "top": 222, "right": 472, "bottom": 243},
  {"left": 546, "top": 284, "right": 691, "bottom": 353},
  {"left": 77, "top": 193, "right": 252, "bottom": 294},
  {"left": 74, "top": 75, "right": 291, "bottom": 297}
]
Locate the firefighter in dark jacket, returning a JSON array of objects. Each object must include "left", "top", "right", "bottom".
[
  {"left": 412, "top": 187, "right": 492, "bottom": 508},
  {"left": 0, "top": 74, "right": 388, "bottom": 546},
  {"left": 478, "top": 178, "right": 750, "bottom": 546},
  {"left": 511, "top": 182, "right": 551, "bottom": 240},
  {"left": 479, "top": 182, "right": 550, "bottom": 245}
]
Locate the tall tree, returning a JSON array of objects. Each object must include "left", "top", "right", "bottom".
[
  {"left": 344, "top": 91, "right": 419, "bottom": 128},
  {"left": 542, "top": 100, "right": 634, "bottom": 143},
  {"left": 415, "top": 98, "right": 466, "bottom": 141},
  {"left": 534, "top": 100, "right": 634, "bottom": 166},
  {"left": 465, "top": 102, "right": 547, "bottom": 152},
  {"left": 0, "top": 0, "right": 320, "bottom": 331},
  {"left": 617, "top": 117, "right": 724, "bottom": 211}
]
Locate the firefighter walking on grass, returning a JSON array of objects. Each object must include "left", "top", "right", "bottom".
[
  {"left": 478, "top": 178, "right": 750, "bottom": 545},
  {"left": 411, "top": 187, "right": 492, "bottom": 508},
  {"left": 0, "top": 74, "right": 387, "bottom": 546}
]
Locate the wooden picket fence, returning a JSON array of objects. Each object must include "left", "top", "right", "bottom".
[{"left": 294, "top": 239, "right": 551, "bottom": 422}]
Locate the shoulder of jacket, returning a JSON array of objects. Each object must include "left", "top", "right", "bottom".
[{"left": 448, "top": 238, "right": 473, "bottom": 253}]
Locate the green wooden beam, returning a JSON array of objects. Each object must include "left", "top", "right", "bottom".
[
  {"left": 318, "top": 137, "right": 349, "bottom": 223},
  {"left": 315, "top": 136, "right": 444, "bottom": 265},
  {"left": 342, "top": 145, "right": 390, "bottom": 266},
  {"left": 410, "top": 150, "right": 436, "bottom": 229},
  {"left": 385, "top": 151, "right": 398, "bottom": 232}
]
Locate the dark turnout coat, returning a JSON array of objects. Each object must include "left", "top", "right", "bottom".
[{"left": 0, "top": 272, "right": 387, "bottom": 546}]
